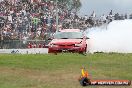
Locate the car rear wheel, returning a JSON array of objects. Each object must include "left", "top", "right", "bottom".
[
  {"left": 83, "top": 45, "right": 87, "bottom": 55},
  {"left": 85, "top": 44, "right": 87, "bottom": 52},
  {"left": 80, "top": 45, "right": 87, "bottom": 55}
]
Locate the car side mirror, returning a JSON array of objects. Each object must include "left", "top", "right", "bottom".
[{"left": 48, "top": 37, "right": 53, "bottom": 40}]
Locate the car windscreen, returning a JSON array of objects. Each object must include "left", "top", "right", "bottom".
[{"left": 54, "top": 32, "right": 83, "bottom": 39}]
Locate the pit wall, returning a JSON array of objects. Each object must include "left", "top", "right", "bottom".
[{"left": 0, "top": 48, "right": 48, "bottom": 54}]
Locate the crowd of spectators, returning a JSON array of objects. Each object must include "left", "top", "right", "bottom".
[
  {"left": 1, "top": 0, "right": 132, "bottom": 40},
  {"left": 0, "top": 0, "right": 132, "bottom": 49},
  {"left": 0, "top": 0, "right": 73, "bottom": 41},
  {"left": 63, "top": 10, "right": 132, "bottom": 30}
]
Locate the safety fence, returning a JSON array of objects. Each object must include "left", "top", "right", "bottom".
[{"left": 0, "top": 40, "right": 50, "bottom": 49}]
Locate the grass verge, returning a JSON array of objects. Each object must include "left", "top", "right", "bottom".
[{"left": 0, "top": 53, "right": 132, "bottom": 88}]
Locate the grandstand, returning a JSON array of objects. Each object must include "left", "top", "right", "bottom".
[{"left": 0, "top": 0, "right": 132, "bottom": 49}]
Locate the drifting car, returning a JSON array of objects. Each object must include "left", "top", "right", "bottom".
[{"left": 48, "top": 29, "right": 89, "bottom": 54}]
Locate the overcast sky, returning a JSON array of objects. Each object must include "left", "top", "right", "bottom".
[{"left": 79, "top": 0, "right": 132, "bottom": 16}]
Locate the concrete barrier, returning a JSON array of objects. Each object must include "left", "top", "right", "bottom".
[{"left": 0, "top": 48, "right": 48, "bottom": 54}]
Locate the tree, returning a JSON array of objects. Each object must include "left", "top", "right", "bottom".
[
  {"left": 51, "top": 0, "right": 82, "bottom": 11},
  {"left": 72, "top": 0, "right": 82, "bottom": 11}
]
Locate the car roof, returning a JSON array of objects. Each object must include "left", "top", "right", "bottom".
[{"left": 59, "top": 29, "right": 81, "bottom": 32}]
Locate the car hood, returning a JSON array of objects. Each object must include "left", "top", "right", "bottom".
[{"left": 49, "top": 39, "right": 82, "bottom": 45}]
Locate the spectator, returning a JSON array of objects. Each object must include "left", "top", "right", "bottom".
[{"left": 100, "top": 14, "right": 106, "bottom": 23}]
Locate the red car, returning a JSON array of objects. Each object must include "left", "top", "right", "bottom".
[{"left": 48, "top": 29, "right": 89, "bottom": 53}]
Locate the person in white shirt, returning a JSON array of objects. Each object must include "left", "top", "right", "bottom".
[{"left": 100, "top": 14, "right": 106, "bottom": 23}]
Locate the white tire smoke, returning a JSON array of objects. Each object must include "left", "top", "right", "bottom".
[{"left": 86, "top": 19, "right": 132, "bottom": 53}]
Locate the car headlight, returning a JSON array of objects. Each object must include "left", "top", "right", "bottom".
[
  {"left": 75, "top": 43, "right": 83, "bottom": 47},
  {"left": 50, "top": 44, "right": 58, "bottom": 47}
]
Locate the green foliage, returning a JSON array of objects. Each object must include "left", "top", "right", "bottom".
[{"left": 48, "top": 0, "right": 82, "bottom": 11}]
